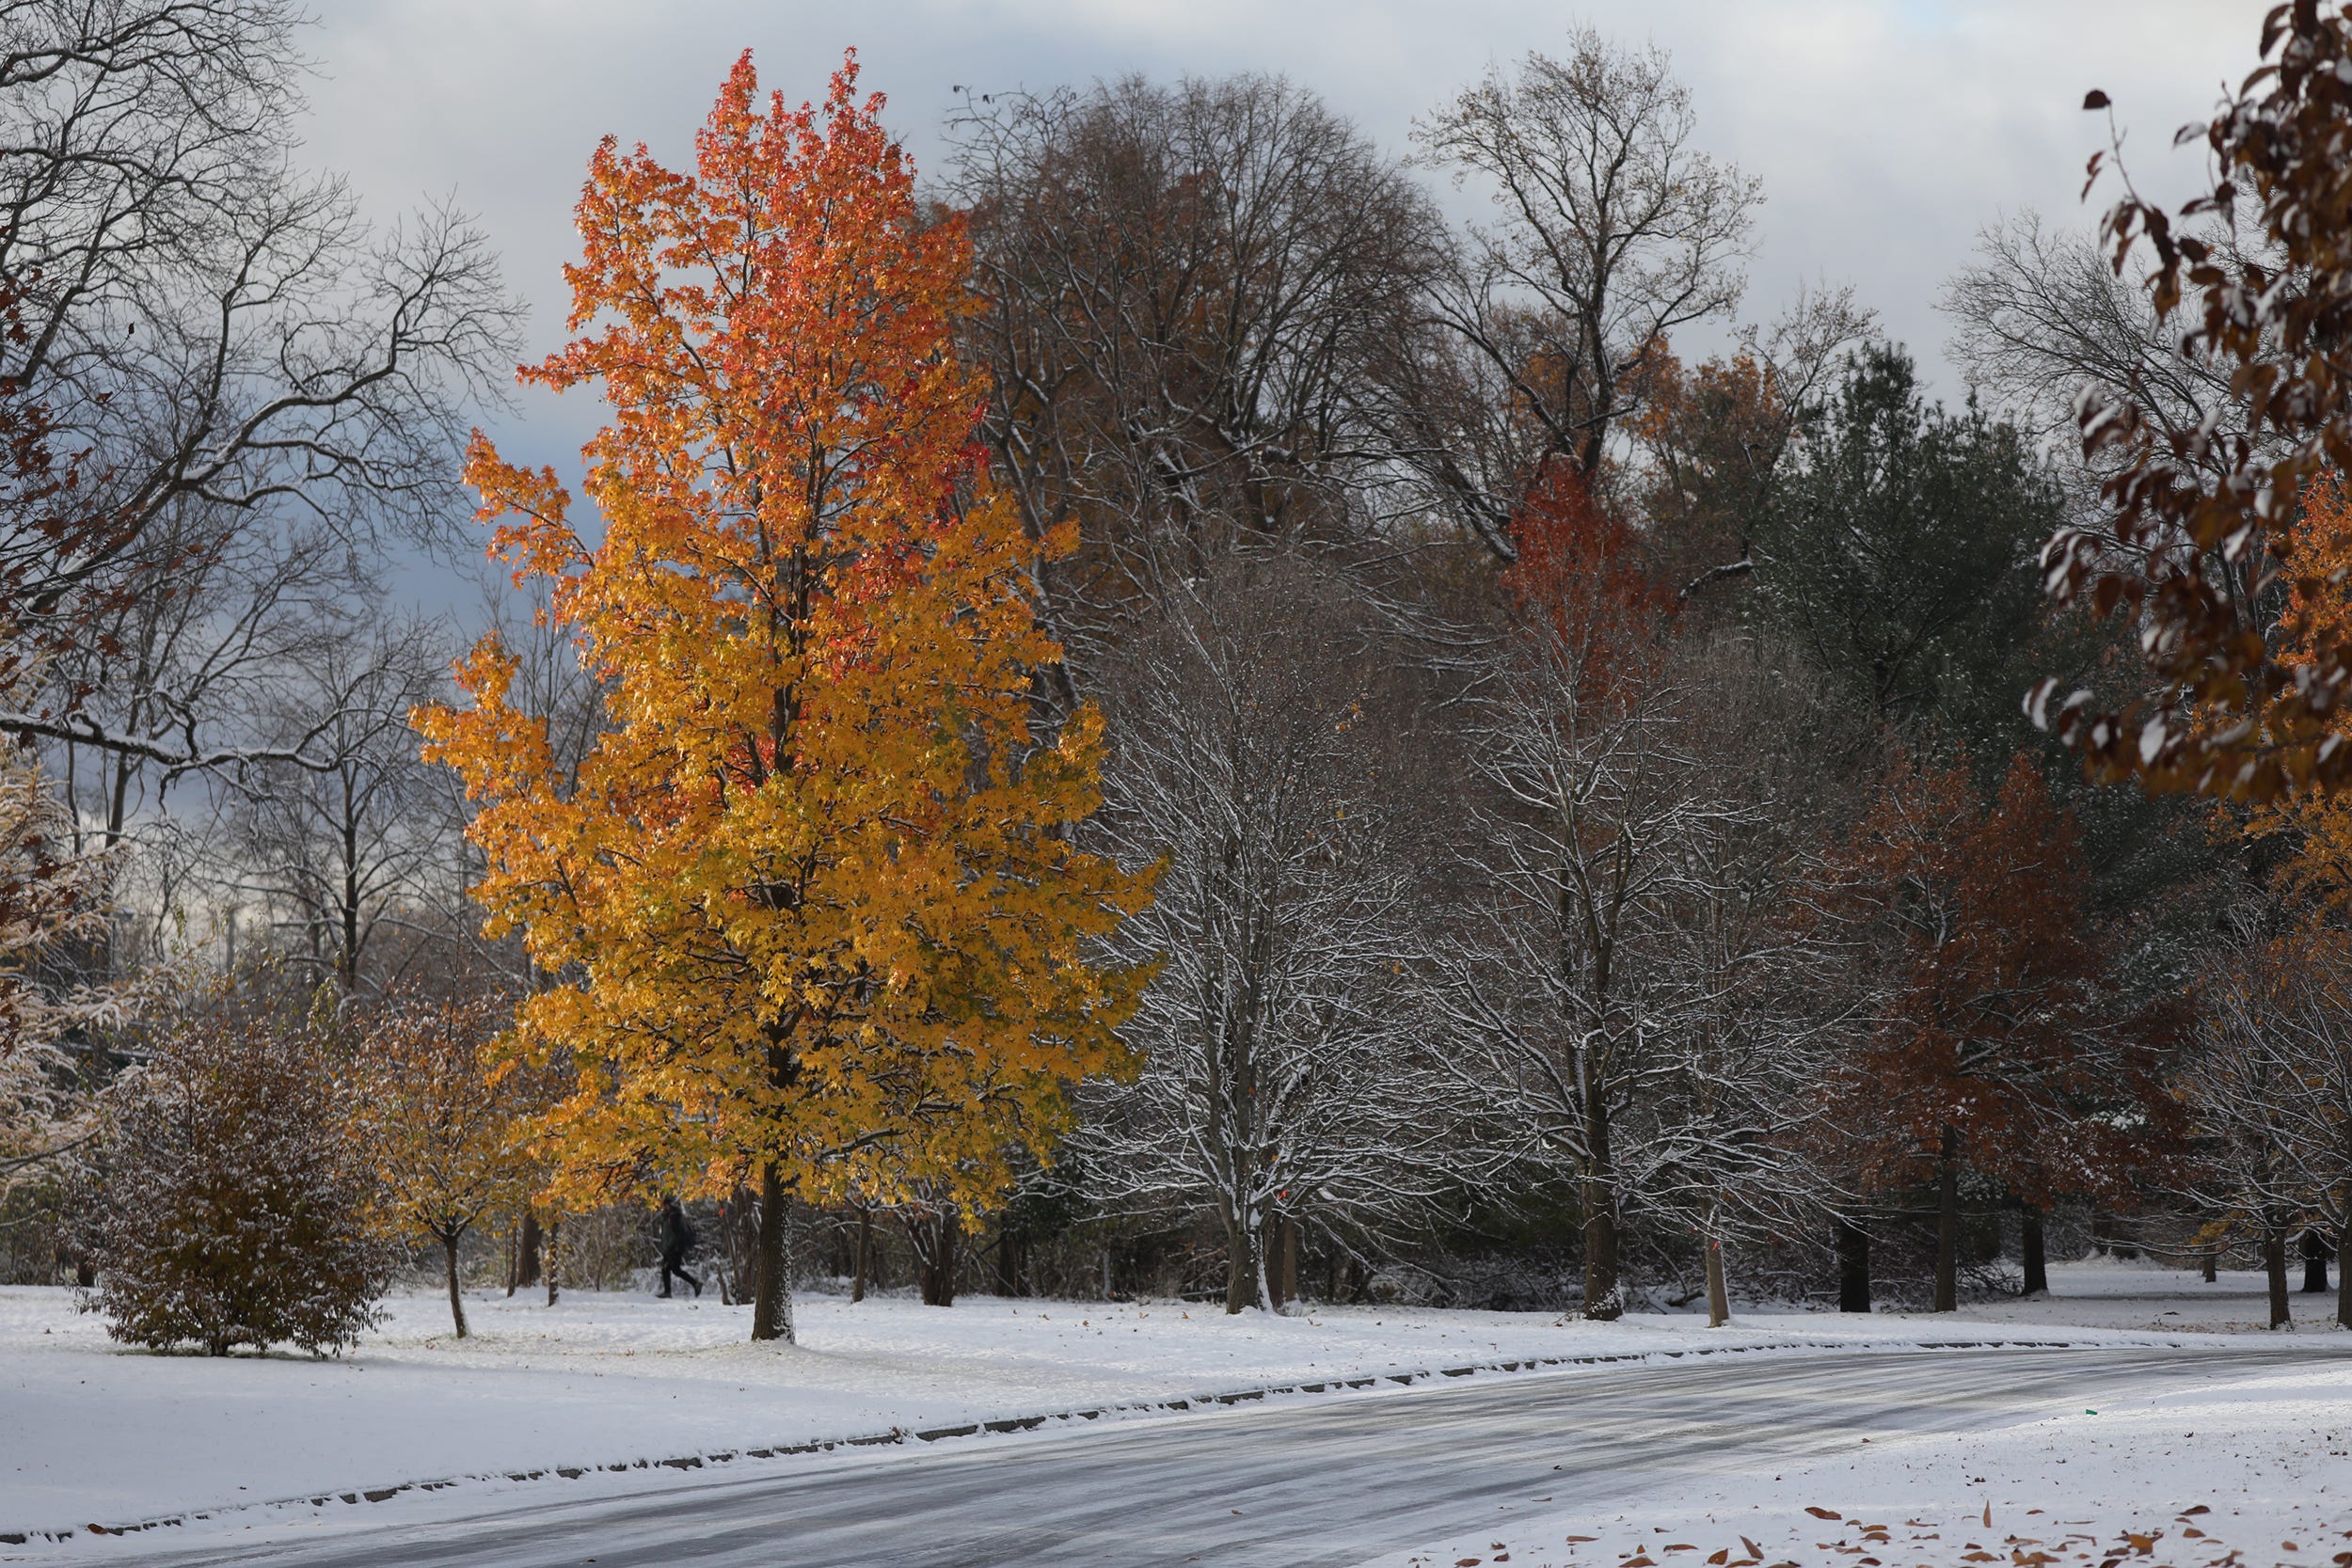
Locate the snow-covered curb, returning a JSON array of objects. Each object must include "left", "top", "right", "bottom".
[{"left": 1, "top": 1332, "right": 2202, "bottom": 1551}]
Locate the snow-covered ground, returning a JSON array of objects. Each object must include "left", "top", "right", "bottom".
[
  {"left": 0, "top": 1259, "right": 2329, "bottom": 1554},
  {"left": 1363, "top": 1353, "right": 2352, "bottom": 1568},
  {"left": 1940, "top": 1251, "right": 2350, "bottom": 1334}
]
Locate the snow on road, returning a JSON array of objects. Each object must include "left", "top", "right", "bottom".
[
  {"left": 0, "top": 1259, "right": 2321, "bottom": 1550},
  {"left": 1363, "top": 1337, "right": 2352, "bottom": 1568}
]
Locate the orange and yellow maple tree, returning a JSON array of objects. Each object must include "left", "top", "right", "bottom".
[
  {"left": 2249, "top": 477, "right": 2352, "bottom": 912},
  {"left": 416, "top": 52, "right": 1151, "bottom": 1341}
]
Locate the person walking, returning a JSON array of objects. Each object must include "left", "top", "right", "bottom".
[{"left": 657, "top": 1196, "right": 703, "bottom": 1298}]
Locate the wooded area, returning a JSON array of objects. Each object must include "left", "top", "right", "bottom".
[{"left": 7, "top": 0, "right": 2352, "bottom": 1353}]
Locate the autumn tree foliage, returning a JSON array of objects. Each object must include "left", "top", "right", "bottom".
[
  {"left": 1621, "top": 293, "right": 1869, "bottom": 608},
  {"left": 417, "top": 55, "right": 1149, "bottom": 1343},
  {"left": 1504, "top": 458, "right": 1676, "bottom": 669},
  {"left": 1412, "top": 30, "right": 1759, "bottom": 556},
  {"left": 2249, "top": 477, "right": 2352, "bottom": 907},
  {"left": 1625, "top": 346, "right": 1792, "bottom": 604},
  {"left": 1830, "top": 752, "right": 2179, "bottom": 1310},
  {"left": 2036, "top": 6, "right": 2352, "bottom": 798},
  {"left": 353, "top": 991, "right": 547, "bottom": 1338}
]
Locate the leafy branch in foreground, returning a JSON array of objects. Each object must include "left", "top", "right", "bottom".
[{"left": 2035, "top": 2, "right": 2352, "bottom": 799}]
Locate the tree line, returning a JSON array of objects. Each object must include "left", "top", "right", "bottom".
[{"left": 3, "top": 0, "right": 2351, "bottom": 1353}]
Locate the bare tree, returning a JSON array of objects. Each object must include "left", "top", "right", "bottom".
[
  {"left": 1436, "top": 632, "right": 1847, "bottom": 1320},
  {"left": 48, "top": 507, "right": 358, "bottom": 850},
  {"left": 1419, "top": 451, "right": 1864, "bottom": 1322},
  {"left": 1942, "top": 209, "right": 2289, "bottom": 656},
  {"left": 1076, "top": 560, "right": 1456, "bottom": 1312},
  {"left": 1411, "top": 27, "right": 1761, "bottom": 557},
  {"left": 948, "top": 74, "right": 1450, "bottom": 696},
  {"left": 1635, "top": 639, "right": 1851, "bottom": 1325},
  {"left": 2185, "top": 922, "right": 2352, "bottom": 1331},
  {"left": 223, "top": 611, "right": 466, "bottom": 1000},
  {"left": 0, "top": 0, "right": 520, "bottom": 762},
  {"left": 1943, "top": 213, "right": 2248, "bottom": 468},
  {"left": 0, "top": 734, "right": 129, "bottom": 1189},
  {"left": 1427, "top": 504, "right": 1709, "bottom": 1320}
]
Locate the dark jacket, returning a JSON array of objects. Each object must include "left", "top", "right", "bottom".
[{"left": 658, "top": 1199, "right": 697, "bottom": 1259}]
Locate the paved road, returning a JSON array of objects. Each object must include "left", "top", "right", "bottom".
[{"left": 98, "top": 1343, "right": 2337, "bottom": 1568}]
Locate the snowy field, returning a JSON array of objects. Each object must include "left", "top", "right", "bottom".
[
  {"left": 1938, "top": 1252, "right": 2352, "bottom": 1334},
  {"left": 0, "top": 1258, "right": 2334, "bottom": 1555},
  {"left": 1367, "top": 1354, "right": 2352, "bottom": 1568}
]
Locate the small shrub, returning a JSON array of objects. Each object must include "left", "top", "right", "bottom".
[{"left": 71, "top": 986, "right": 392, "bottom": 1356}]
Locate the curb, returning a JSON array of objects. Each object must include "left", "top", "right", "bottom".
[{"left": 0, "top": 1334, "right": 2182, "bottom": 1548}]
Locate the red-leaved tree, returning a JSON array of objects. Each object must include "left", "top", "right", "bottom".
[{"left": 1831, "top": 752, "right": 2181, "bottom": 1309}]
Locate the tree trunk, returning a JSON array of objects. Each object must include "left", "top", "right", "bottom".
[
  {"left": 1224, "top": 1208, "right": 1260, "bottom": 1315},
  {"left": 1702, "top": 1234, "right": 1729, "bottom": 1328},
  {"left": 913, "top": 1209, "right": 961, "bottom": 1307},
  {"left": 992, "top": 1227, "right": 1025, "bottom": 1299},
  {"left": 1275, "top": 1215, "right": 1299, "bottom": 1310},
  {"left": 1933, "top": 1130, "right": 1960, "bottom": 1314},
  {"left": 2302, "top": 1230, "right": 2331, "bottom": 1294},
  {"left": 510, "top": 1210, "right": 542, "bottom": 1296},
  {"left": 850, "top": 1207, "right": 871, "bottom": 1304},
  {"left": 751, "top": 1161, "right": 794, "bottom": 1343},
  {"left": 1834, "top": 1216, "right": 1871, "bottom": 1313},
  {"left": 1263, "top": 1215, "right": 1289, "bottom": 1310},
  {"left": 545, "top": 1219, "right": 561, "bottom": 1307},
  {"left": 1580, "top": 1090, "right": 1623, "bottom": 1321},
  {"left": 2202, "top": 1245, "right": 2218, "bottom": 1283},
  {"left": 2338, "top": 1220, "right": 2352, "bottom": 1331},
  {"left": 2020, "top": 1204, "right": 2049, "bottom": 1297},
  {"left": 443, "top": 1232, "right": 469, "bottom": 1338},
  {"left": 1581, "top": 1184, "right": 1622, "bottom": 1321},
  {"left": 2265, "top": 1227, "right": 2292, "bottom": 1330}
]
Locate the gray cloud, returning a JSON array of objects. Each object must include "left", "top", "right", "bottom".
[{"left": 301, "top": 0, "right": 2265, "bottom": 578}]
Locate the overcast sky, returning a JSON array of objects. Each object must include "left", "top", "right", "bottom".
[{"left": 296, "top": 0, "right": 2271, "bottom": 594}]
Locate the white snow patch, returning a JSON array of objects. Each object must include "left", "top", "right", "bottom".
[
  {"left": 1359, "top": 1345, "right": 2352, "bottom": 1568},
  {"left": 0, "top": 1259, "right": 2304, "bottom": 1557}
]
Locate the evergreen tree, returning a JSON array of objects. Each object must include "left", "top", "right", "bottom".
[{"left": 1753, "top": 343, "right": 2058, "bottom": 771}]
